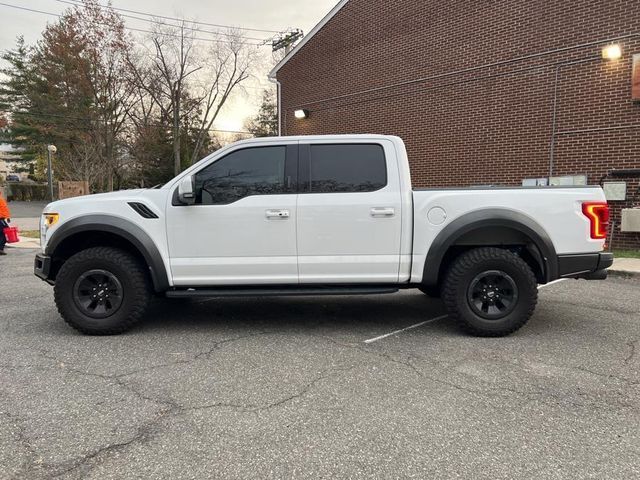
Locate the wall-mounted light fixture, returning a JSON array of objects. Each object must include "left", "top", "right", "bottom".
[
  {"left": 294, "top": 109, "right": 309, "bottom": 119},
  {"left": 602, "top": 43, "right": 622, "bottom": 61}
]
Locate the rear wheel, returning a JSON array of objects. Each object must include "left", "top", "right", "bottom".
[
  {"left": 54, "top": 247, "right": 151, "bottom": 335},
  {"left": 442, "top": 247, "right": 537, "bottom": 337}
]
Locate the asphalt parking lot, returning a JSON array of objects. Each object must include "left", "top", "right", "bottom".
[{"left": 1, "top": 248, "right": 639, "bottom": 479}]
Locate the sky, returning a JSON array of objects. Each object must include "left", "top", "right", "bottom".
[{"left": 0, "top": 0, "right": 338, "bottom": 135}]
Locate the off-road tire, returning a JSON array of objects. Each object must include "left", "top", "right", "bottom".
[
  {"left": 54, "top": 247, "right": 151, "bottom": 335},
  {"left": 442, "top": 247, "right": 538, "bottom": 337}
]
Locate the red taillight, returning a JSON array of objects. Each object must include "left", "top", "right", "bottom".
[{"left": 582, "top": 202, "right": 609, "bottom": 240}]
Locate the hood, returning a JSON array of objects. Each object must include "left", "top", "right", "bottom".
[{"left": 44, "top": 189, "right": 147, "bottom": 212}]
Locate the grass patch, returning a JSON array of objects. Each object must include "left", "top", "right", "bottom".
[
  {"left": 613, "top": 249, "right": 640, "bottom": 259},
  {"left": 18, "top": 230, "right": 40, "bottom": 239}
]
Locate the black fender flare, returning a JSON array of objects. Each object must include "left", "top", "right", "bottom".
[
  {"left": 46, "top": 215, "right": 170, "bottom": 292},
  {"left": 422, "top": 209, "right": 558, "bottom": 286}
]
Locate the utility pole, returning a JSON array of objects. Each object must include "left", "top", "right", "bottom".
[
  {"left": 270, "top": 29, "right": 303, "bottom": 55},
  {"left": 47, "top": 144, "right": 57, "bottom": 201},
  {"left": 266, "top": 29, "right": 303, "bottom": 138}
]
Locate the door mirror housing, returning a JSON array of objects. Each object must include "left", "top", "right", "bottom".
[{"left": 177, "top": 175, "right": 196, "bottom": 205}]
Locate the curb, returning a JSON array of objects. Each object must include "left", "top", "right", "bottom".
[
  {"left": 608, "top": 258, "right": 640, "bottom": 279},
  {"left": 6, "top": 237, "right": 41, "bottom": 250},
  {"left": 608, "top": 269, "right": 640, "bottom": 279}
]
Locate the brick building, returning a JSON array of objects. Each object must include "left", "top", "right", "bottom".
[{"left": 269, "top": 0, "right": 640, "bottom": 249}]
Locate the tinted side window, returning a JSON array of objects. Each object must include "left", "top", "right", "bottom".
[
  {"left": 195, "top": 146, "right": 286, "bottom": 205},
  {"left": 309, "top": 144, "right": 387, "bottom": 193}
]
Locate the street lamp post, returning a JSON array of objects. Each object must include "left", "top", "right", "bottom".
[{"left": 47, "top": 144, "right": 57, "bottom": 201}]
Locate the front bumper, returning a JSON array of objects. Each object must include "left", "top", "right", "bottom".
[
  {"left": 557, "top": 252, "right": 614, "bottom": 280},
  {"left": 34, "top": 253, "right": 54, "bottom": 285}
]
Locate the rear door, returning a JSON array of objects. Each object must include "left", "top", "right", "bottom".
[{"left": 296, "top": 140, "right": 403, "bottom": 283}]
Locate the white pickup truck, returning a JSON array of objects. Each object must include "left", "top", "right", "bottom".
[{"left": 35, "top": 135, "right": 613, "bottom": 336}]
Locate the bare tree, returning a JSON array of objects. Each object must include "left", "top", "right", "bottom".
[
  {"left": 131, "top": 21, "right": 255, "bottom": 176},
  {"left": 127, "top": 22, "right": 199, "bottom": 176},
  {"left": 56, "top": 135, "right": 106, "bottom": 187},
  {"left": 189, "top": 33, "right": 254, "bottom": 164},
  {"left": 67, "top": 0, "right": 139, "bottom": 190}
]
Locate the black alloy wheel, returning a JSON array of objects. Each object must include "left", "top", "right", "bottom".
[
  {"left": 73, "top": 269, "right": 124, "bottom": 318},
  {"left": 466, "top": 270, "right": 518, "bottom": 320}
]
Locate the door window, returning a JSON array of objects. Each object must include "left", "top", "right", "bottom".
[
  {"left": 307, "top": 144, "right": 387, "bottom": 193},
  {"left": 194, "top": 146, "right": 287, "bottom": 205}
]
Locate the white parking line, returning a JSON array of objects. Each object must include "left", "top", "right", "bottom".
[
  {"left": 364, "top": 314, "right": 448, "bottom": 344},
  {"left": 538, "top": 279, "right": 566, "bottom": 289},
  {"left": 363, "top": 278, "right": 567, "bottom": 344}
]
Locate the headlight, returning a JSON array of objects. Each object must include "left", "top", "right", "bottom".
[{"left": 41, "top": 213, "right": 59, "bottom": 246}]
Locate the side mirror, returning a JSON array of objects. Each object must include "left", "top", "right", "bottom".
[{"left": 177, "top": 175, "right": 195, "bottom": 205}]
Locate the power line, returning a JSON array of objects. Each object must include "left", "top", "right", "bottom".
[
  {"left": 55, "top": 0, "right": 280, "bottom": 34},
  {"left": 52, "top": 0, "right": 267, "bottom": 42},
  {"left": 0, "top": 3, "right": 264, "bottom": 46}
]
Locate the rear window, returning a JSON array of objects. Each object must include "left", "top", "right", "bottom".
[{"left": 309, "top": 144, "right": 387, "bottom": 193}]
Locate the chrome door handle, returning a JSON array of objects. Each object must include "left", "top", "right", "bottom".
[
  {"left": 370, "top": 207, "right": 395, "bottom": 217},
  {"left": 266, "top": 209, "right": 290, "bottom": 219}
]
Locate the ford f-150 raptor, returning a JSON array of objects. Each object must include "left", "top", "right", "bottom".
[{"left": 34, "top": 135, "right": 613, "bottom": 336}]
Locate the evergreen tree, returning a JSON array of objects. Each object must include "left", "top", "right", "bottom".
[
  {"left": 0, "top": 37, "right": 43, "bottom": 163},
  {"left": 246, "top": 90, "right": 278, "bottom": 137}
]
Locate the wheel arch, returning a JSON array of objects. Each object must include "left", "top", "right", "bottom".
[
  {"left": 422, "top": 209, "right": 558, "bottom": 286},
  {"left": 46, "top": 215, "right": 170, "bottom": 292}
]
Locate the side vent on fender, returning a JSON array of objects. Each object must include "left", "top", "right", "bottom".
[{"left": 128, "top": 202, "right": 159, "bottom": 219}]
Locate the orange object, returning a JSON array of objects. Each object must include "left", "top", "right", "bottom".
[
  {"left": 0, "top": 194, "right": 10, "bottom": 219},
  {"left": 3, "top": 226, "right": 19, "bottom": 243}
]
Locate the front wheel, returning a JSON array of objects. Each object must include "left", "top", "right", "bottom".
[
  {"left": 442, "top": 247, "right": 538, "bottom": 337},
  {"left": 54, "top": 247, "right": 151, "bottom": 335}
]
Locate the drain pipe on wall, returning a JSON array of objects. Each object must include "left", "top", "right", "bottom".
[
  {"left": 269, "top": 76, "right": 283, "bottom": 136},
  {"left": 549, "top": 56, "right": 602, "bottom": 178},
  {"left": 548, "top": 56, "right": 600, "bottom": 177},
  {"left": 548, "top": 65, "right": 561, "bottom": 178}
]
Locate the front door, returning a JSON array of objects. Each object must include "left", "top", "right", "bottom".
[
  {"left": 166, "top": 143, "right": 298, "bottom": 286},
  {"left": 296, "top": 141, "right": 403, "bottom": 283}
]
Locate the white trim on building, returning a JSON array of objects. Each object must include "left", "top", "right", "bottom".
[{"left": 268, "top": 0, "right": 350, "bottom": 79}]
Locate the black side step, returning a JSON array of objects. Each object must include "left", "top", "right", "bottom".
[{"left": 166, "top": 286, "right": 399, "bottom": 298}]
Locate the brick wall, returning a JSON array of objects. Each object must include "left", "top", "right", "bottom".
[{"left": 276, "top": 0, "right": 640, "bottom": 249}]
